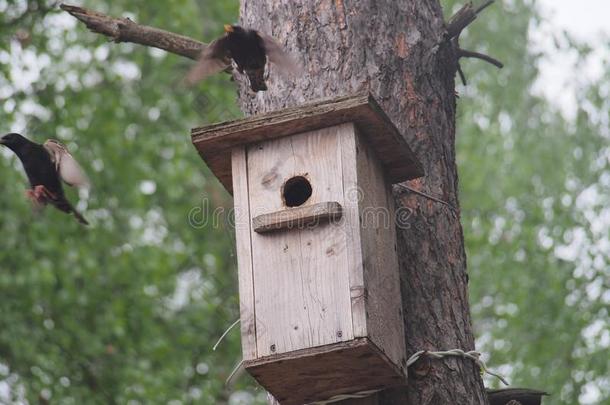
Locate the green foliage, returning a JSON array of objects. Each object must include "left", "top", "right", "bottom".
[
  {"left": 0, "top": 0, "right": 264, "bottom": 403},
  {"left": 0, "top": 1, "right": 607, "bottom": 404},
  {"left": 442, "top": 1, "right": 609, "bottom": 404}
]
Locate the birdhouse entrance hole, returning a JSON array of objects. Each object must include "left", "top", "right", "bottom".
[{"left": 282, "top": 175, "right": 312, "bottom": 207}]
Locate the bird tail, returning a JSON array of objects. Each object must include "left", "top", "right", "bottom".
[
  {"left": 71, "top": 209, "right": 89, "bottom": 226},
  {"left": 246, "top": 67, "right": 267, "bottom": 92},
  {"left": 52, "top": 197, "right": 89, "bottom": 226}
]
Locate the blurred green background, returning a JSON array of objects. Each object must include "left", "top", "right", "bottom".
[{"left": 0, "top": 0, "right": 608, "bottom": 404}]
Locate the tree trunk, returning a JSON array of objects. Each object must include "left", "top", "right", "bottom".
[{"left": 238, "top": 1, "right": 488, "bottom": 404}]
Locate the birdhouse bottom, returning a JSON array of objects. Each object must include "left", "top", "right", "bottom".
[{"left": 244, "top": 338, "right": 405, "bottom": 404}]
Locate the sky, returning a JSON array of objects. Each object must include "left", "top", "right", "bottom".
[
  {"left": 534, "top": 0, "right": 610, "bottom": 117},
  {"left": 539, "top": 0, "right": 609, "bottom": 41}
]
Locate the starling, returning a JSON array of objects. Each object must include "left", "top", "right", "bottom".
[
  {"left": 185, "top": 24, "right": 297, "bottom": 92},
  {"left": 487, "top": 388, "right": 549, "bottom": 405},
  {"left": 1, "top": 133, "right": 89, "bottom": 225}
]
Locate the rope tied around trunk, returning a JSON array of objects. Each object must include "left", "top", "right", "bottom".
[
  {"left": 213, "top": 320, "right": 509, "bottom": 404},
  {"left": 406, "top": 349, "right": 509, "bottom": 385},
  {"left": 307, "top": 348, "right": 509, "bottom": 405}
]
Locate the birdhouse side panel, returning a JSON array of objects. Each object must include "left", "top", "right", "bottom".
[
  {"left": 337, "top": 126, "right": 367, "bottom": 339},
  {"left": 356, "top": 132, "right": 407, "bottom": 376},
  {"left": 231, "top": 147, "right": 257, "bottom": 360},
  {"left": 246, "top": 124, "right": 355, "bottom": 357}
]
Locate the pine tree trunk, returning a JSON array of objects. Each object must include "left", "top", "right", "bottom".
[{"left": 238, "top": 1, "right": 488, "bottom": 404}]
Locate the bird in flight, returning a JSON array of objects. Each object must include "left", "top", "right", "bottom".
[
  {"left": 1, "top": 133, "right": 90, "bottom": 225},
  {"left": 185, "top": 25, "right": 298, "bottom": 92}
]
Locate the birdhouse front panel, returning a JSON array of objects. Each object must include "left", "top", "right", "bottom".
[{"left": 245, "top": 123, "right": 354, "bottom": 357}]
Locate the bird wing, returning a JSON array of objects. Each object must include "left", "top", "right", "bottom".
[
  {"left": 259, "top": 33, "right": 300, "bottom": 75},
  {"left": 184, "top": 37, "right": 232, "bottom": 85},
  {"left": 43, "top": 140, "right": 90, "bottom": 189}
]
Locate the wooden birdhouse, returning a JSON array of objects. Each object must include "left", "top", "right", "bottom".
[{"left": 191, "top": 93, "right": 424, "bottom": 405}]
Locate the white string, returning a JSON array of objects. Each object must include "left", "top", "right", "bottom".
[
  {"left": 212, "top": 318, "right": 240, "bottom": 351},
  {"left": 225, "top": 359, "right": 244, "bottom": 386},
  {"left": 213, "top": 318, "right": 243, "bottom": 386},
  {"left": 406, "top": 349, "right": 509, "bottom": 386}
]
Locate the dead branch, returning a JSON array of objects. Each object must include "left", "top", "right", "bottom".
[
  {"left": 60, "top": 4, "right": 206, "bottom": 60},
  {"left": 446, "top": 0, "right": 494, "bottom": 39},
  {"left": 457, "top": 64, "right": 468, "bottom": 86},
  {"left": 454, "top": 44, "right": 503, "bottom": 86},
  {"left": 446, "top": 3, "right": 477, "bottom": 40},
  {"left": 458, "top": 48, "right": 504, "bottom": 68},
  {"left": 445, "top": 1, "right": 503, "bottom": 85},
  {"left": 474, "top": 0, "right": 495, "bottom": 15}
]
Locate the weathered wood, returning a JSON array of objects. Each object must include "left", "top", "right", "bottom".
[
  {"left": 191, "top": 93, "right": 424, "bottom": 193},
  {"left": 238, "top": 1, "right": 487, "bottom": 404},
  {"left": 354, "top": 130, "right": 407, "bottom": 377},
  {"left": 226, "top": 122, "right": 408, "bottom": 403},
  {"left": 337, "top": 126, "right": 367, "bottom": 339},
  {"left": 245, "top": 125, "right": 353, "bottom": 357},
  {"left": 61, "top": 4, "right": 205, "bottom": 60},
  {"left": 252, "top": 201, "right": 343, "bottom": 234},
  {"left": 231, "top": 147, "right": 257, "bottom": 360},
  {"left": 244, "top": 338, "right": 404, "bottom": 405}
]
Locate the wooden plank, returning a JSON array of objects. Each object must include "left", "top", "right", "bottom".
[
  {"left": 244, "top": 338, "right": 405, "bottom": 405},
  {"left": 231, "top": 147, "right": 257, "bottom": 361},
  {"left": 247, "top": 125, "right": 354, "bottom": 357},
  {"left": 191, "top": 92, "right": 424, "bottom": 193},
  {"left": 355, "top": 132, "right": 408, "bottom": 378},
  {"left": 337, "top": 124, "right": 368, "bottom": 339},
  {"left": 252, "top": 201, "right": 343, "bottom": 234}
]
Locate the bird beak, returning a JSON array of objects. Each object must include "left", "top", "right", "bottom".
[
  {"left": 0, "top": 139, "right": 5, "bottom": 145},
  {"left": 224, "top": 24, "right": 234, "bottom": 33}
]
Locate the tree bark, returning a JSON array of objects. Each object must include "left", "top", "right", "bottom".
[{"left": 237, "top": 1, "right": 487, "bottom": 404}]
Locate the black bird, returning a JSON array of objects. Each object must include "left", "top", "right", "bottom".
[
  {"left": 185, "top": 24, "right": 297, "bottom": 92},
  {"left": 487, "top": 388, "right": 549, "bottom": 405},
  {"left": 1, "top": 133, "right": 89, "bottom": 225}
]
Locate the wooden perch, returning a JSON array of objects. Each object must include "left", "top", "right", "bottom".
[
  {"left": 60, "top": 3, "right": 206, "bottom": 60},
  {"left": 252, "top": 202, "right": 343, "bottom": 234}
]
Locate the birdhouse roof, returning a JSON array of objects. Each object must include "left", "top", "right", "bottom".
[{"left": 191, "top": 92, "right": 424, "bottom": 193}]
